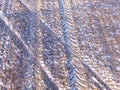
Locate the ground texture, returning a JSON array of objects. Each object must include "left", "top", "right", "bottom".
[{"left": 0, "top": 0, "right": 120, "bottom": 90}]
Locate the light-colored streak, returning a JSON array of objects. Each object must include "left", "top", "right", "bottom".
[
  {"left": 0, "top": 10, "right": 31, "bottom": 54},
  {"left": 19, "top": 0, "right": 33, "bottom": 11}
]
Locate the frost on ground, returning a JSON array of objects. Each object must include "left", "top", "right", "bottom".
[{"left": 0, "top": 0, "right": 120, "bottom": 90}]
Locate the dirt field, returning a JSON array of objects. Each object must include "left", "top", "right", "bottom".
[{"left": 0, "top": 0, "right": 120, "bottom": 90}]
